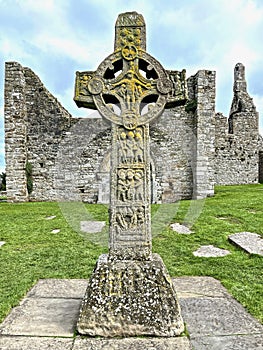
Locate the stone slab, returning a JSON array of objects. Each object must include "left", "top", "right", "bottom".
[
  {"left": 173, "top": 276, "right": 229, "bottom": 298},
  {"left": 51, "top": 229, "right": 60, "bottom": 233},
  {"left": 80, "top": 221, "right": 106, "bottom": 233},
  {"left": 180, "top": 297, "right": 263, "bottom": 337},
  {"left": 0, "top": 336, "right": 73, "bottom": 350},
  {"left": 1, "top": 277, "right": 262, "bottom": 349},
  {"left": 193, "top": 245, "right": 230, "bottom": 257},
  {"left": 0, "top": 297, "right": 81, "bottom": 337},
  {"left": 229, "top": 232, "right": 263, "bottom": 256},
  {"left": 0, "top": 241, "right": 6, "bottom": 247},
  {"left": 190, "top": 334, "right": 263, "bottom": 350},
  {"left": 72, "top": 336, "right": 192, "bottom": 350},
  {"left": 27, "top": 278, "right": 88, "bottom": 299},
  {"left": 45, "top": 215, "right": 56, "bottom": 220},
  {"left": 170, "top": 223, "right": 193, "bottom": 234}
]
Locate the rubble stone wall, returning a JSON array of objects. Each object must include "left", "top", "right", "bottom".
[{"left": 4, "top": 62, "right": 262, "bottom": 203}]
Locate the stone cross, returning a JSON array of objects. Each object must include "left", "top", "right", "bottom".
[{"left": 74, "top": 11, "right": 186, "bottom": 337}]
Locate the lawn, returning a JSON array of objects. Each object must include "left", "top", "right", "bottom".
[{"left": 0, "top": 184, "right": 262, "bottom": 324}]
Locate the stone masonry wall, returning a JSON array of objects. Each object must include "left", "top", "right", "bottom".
[
  {"left": 4, "top": 62, "right": 28, "bottom": 202},
  {"left": 214, "top": 63, "right": 260, "bottom": 185},
  {"left": 150, "top": 105, "right": 195, "bottom": 203},
  {"left": 190, "top": 70, "right": 216, "bottom": 199},
  {"left": 23, "top": 67, "right": 73, "bottom": 201},
  {"left": 4, "top": 62, "right": 263, "bottom": 203}
]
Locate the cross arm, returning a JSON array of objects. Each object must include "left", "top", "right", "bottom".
[
  {"left": 164, "top": 69, "right": 188, "bottom": 109},
  {"left": 74, "top": 71, "right": 97, "bottom": 109}
]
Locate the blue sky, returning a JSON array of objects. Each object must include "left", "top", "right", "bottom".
[{"left": 1, "top": 0, "right": 263, "bottom": 172}]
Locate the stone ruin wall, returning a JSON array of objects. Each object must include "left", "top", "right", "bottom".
[
  {"left": 214, "top": 63, "right": 262, "bottom": 185},
  {"left": 4, "top": 62, "right": 73, "bottom": 202},
  {"left": 4, "top": 62, "right": 262, "bottom": 203}
]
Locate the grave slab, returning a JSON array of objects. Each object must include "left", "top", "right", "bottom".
[
  {"left": 173, "top": 276, "right": 229, "bottom": 298},
  {"left": 27, "top": 278, "right": 88, "bottom": 299},
  {"left": 45, "top": 215, "right": 56, "bottom": 220},
  {"left": 229, "top": 232, "right": 263, "bottom": 256},
  {"left": 170, "top": 223, "right": 193, "bottom": 234},
  {"left": 193, "top": 245, "right": 230, "bottom": 257},
  {"left": 80, "top": 221, "right": 106, "bottom": 233},
  {"left": 0, "top": 336, "right": 73, "bottom": 350},
  {"left": 0, "top": 297, "right": 81, "bottom": 337},
  {"left": 51, "top": 229, "right": 60, "bottom": 233},
  {"left": 72, "top": 336, "right": 192, "bottom": 350},
  {"left": 180, "top": 297, "right": 263, "bottom": 337},
  {"left": 190, "top": 334, "right": 263, "bottom": 350}
]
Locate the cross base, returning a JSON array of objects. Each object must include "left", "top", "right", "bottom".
[{"left": 77, "top": 254, "right": 184, "bottom": 337}]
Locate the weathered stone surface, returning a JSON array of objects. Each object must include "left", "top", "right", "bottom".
[
  {"left": 170, "top": 223, "right": 193, "bottom": 234},
  {"left": 0, "top": 336, "right": 73, "bottom": 350},
  {"left": 0, "top": 297, "right": 81, "bottom": 337},
  {"left": 190, "top": 334, "right": 263, "bottom": 350},
  {"left": 1, "top": 277, "right": 262, "bottom": 349},
  {"left": 173, "top": 276, "right": 229, "bottom": 298},
  {"left": 77, "top": 254, "right": 184, "bottom": 337},
  {"left": 73, "top": 336, "right": 191, "bottom": 350},
  {"left": 80, "top": 221, "right": 106, "bottom": 233},
  {"left": 180, "top": 297, "right": 263, "bottom": 337},
  {"left": 229, "top": 232, "right": 263, "bottom": 256},
  {"left": 193, "top": 245, "right": 230, "bottom": 257},
  {"left": 27, "top": 279, "right": 88, "bottom": 299},
  {"left": 75, "top": 11, "right": 184, "bottom": 337}
]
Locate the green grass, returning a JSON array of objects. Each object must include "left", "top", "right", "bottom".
[{"left": 0, "top": 184, "right": 262, "bottom": 324}]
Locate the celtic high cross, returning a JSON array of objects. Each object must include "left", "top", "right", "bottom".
[
  {"left": 74, "top": 12, "right": 187, "bottom": 261},
  {"left": 74, "top": 12, "right": 186, "bottom": 337}
]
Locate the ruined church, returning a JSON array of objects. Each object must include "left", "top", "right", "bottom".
[{"left": 4, "top": 57, "right": 263, "bottom": 203}]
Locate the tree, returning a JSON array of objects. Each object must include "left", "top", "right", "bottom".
[{"left": 0, "top": 172, "right": 6, "bottom": 191}]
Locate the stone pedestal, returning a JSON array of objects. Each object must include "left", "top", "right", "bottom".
[{"left": 77, "top": 254, "right": 184, "bottom": 337}]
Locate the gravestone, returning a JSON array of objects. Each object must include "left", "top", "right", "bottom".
[{"left": 74, "top": 12, "right": 187, "bottom": 337}]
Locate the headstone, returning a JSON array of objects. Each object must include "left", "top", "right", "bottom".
[
  {"left": 74, "top": 12, "right": 187, "bottom": 337},
  {"left": 229, "top": 232, "right": 263, "bottom": 256}
]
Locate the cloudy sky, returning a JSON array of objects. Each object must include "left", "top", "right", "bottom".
[{"left": 0, "top": 0, "right": 263, "bottom": 172}]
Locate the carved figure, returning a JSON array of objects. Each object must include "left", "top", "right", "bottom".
[
  {"left": 119, "top": 131, "right": 128, "bottom": 163},
  {"left": 112, "top": 70, "right": 152, "bottom": 111},
  {"left": 115, "top": 206, "right": 145, "bottom": 231},
  {"left": 134, "top": 170, "right": 144, "bottom": 200},
  {"left": 117, "top": 169, "right": 128, "bottom": 201},
  {"left": 134, "top": 131, "right": 143, "bottom": 162},
  {"left": 126, "top": 131, "right": 135, "bottom": 163},
  {"left": 126, "top": 169, "right": 135, "bottom": 200}
]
